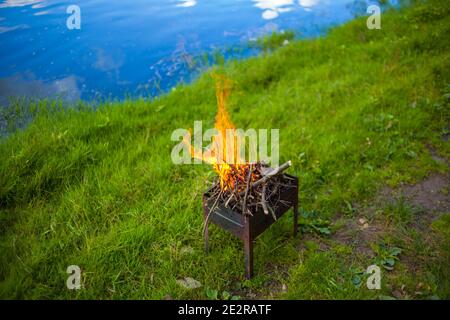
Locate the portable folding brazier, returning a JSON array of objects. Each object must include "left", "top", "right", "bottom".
[{"left": 202, "top": 174, "right": 299, "bottom": 279}]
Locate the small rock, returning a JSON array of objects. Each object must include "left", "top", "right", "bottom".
[
  {"left": 176, "top": 277, "right": 202, "bottom": 289},
  {"left": 392, "top": 290, "right": 403, "bottom": 299}
]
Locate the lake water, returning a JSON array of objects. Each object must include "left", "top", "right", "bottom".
[{"left": 0, "top": 0, "right": 392, "bottom": 105}]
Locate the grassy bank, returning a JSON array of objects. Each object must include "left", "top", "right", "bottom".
[{"left": 1, "top": 0, "right": 449, "bottom": 299}]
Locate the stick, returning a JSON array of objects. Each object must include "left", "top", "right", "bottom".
[
  {"left": 203, "top": 189, "right": 223, "bottom": 235},
  {"left": 268, "top": 205, "right": 277, "bottom": 221},
  {"left": 252, "top": 160, "right": 292, "bottom": 188},
  {"left": 242, "top": 164, "right": 253, "bottom": 215},
  {"left": 261, "top": 184, "right": 269, "bottom": 215},
  {"left": 225, "top": 193, "right": 234, "bottom": 207}
]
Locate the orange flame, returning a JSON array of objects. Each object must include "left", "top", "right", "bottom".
[{"left": 183, "top": 75, "right": 248, "bottom": 191}]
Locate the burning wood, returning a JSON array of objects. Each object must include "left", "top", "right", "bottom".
[
  {"left": 183, "top": 75, "right": 296, "bottom": 234},
  {"left": 204, "top": 161, "right": 294, "bottom": 225}
]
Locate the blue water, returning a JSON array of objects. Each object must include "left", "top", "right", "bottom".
[{"left": 0, "top": 0, "right": 391, "bottom": 105}]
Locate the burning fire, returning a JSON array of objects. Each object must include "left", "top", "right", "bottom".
[{"left": 183, "top": 75, "right": 255, "bottom": 191}]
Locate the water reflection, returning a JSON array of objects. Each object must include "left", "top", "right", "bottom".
[
  {"left": 0, "top": 23, "right": 27, "bottom": 33},
  {"left": 0, "top": 0, "right": 46, "bottom": 8},
  {"left": 251, "top": 0, "right": 322, "bottom": 19},
  {"left": 346, "top": 0, "right": 371, "bottom": 17},
  {"left": 93, "top": 49, "right": 124, "bottom": 73},
  {"left": 0, "top": 72, "right": 80, "bottom": 105},
  {"left": 299, "top": 0, "right": 320, "bottom": 11},
  {"left": 252, "top": 0, "right": 295, "bottom": 20},
  {"left": 176, "top": 0, "right": 197, "bottom": 8}
]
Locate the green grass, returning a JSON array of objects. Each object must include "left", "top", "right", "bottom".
[
  {"left": 250, "top": 30, "right": 295, "bottom": 52},
  {"left": 0, "top": 0, "right": 449, "bottom": 299}
]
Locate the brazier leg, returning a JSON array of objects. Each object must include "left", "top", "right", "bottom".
[
  {"left": 243, "top": 215, "right": 254, "bottom": 279},
  {"left": 204, "top": 222, "right": 209, "bottom": 254},
  {"left": 293, "top": 203, "right": 299, "bottom": 237},
  {"left": 203, "top": 204, "right": 209, "bottom": 254},
  {"left": 244, "top": 238, "right": 254, "bottom": 279}
]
